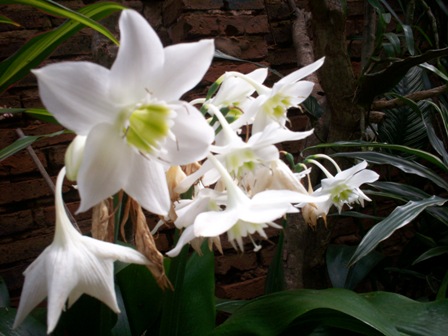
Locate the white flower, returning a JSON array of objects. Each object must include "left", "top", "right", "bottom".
[
  {"left": 167, "top": 155, "right": 327, "bottom": 256},
  {"left": 176, "top": 106, "right": 314, "bottom": 192},
  {"left": 13, "top": 167, "right": 151, "bottom": 334},
  {"left": 229, "top": 58, "right": 324, "bottom": 133},
  {"left": 313, "top": 161, "right": 379, "bottom": 213},
  {"left": 32, "top": 9, "right": 215, "bottom": 215}
]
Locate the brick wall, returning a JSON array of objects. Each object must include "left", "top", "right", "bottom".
[{"left": 0, "top": 0, "right": 365, "bottom": 303}]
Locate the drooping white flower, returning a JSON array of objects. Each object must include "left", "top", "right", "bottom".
[
  {"left": 13, "top": 167, "right": 152, "bottom": 334},
  {"left": 228, "top": 58, "right": 324, "bottom": 133},
  {"left": 311, "top": 160, "right": 379, "bottom": 214},
  {"left": 176, "top": 105, "right": 314, "bottom": 193},
  {"left": 167, "top": 155, "right": 327, "bottom": 256},
  {"left": 32, "top": 9, "right": 215, "bottom": 215}
]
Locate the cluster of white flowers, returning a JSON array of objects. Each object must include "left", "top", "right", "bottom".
[{"left": 14, "top": 9, "right": 378, "bottom": 333}]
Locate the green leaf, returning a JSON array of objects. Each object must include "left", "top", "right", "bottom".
[
  {"left": 437, "top": 271, "right": 448, "bottom": 300},
  {"left": 304, "top": 140, "right": 447, "bottom": 172},
  {"left": 2, "top": 0, "right": 119, "bottom": 44},
  {"left": 412, "top": 246, "right": 448, "bottom": 265},
  {"left": 350, "top": 196, "right": 447, "bottom": 265},
  {"left": 326, "top": 245, "right": 383, "bottom": 290},
  {"left": 302, "top": 95, "right": 324, "bottom": 119},
  {"left": 0, "top": 14, "right": 20, "bottom": 26},
  {"left": 0, "top": 307, "right": 46, "bottom": 335},
  {"left": 0, "top": 277, "right": 10, "bottom": 308},
  {"left": 211, "top": 288, "right": 400, "bottom": 336},
  {"left": 264, "top": 219, "right": 285, "bottom": 294},
  {"left": 384, "top": 32, "right": 401, "bottom": 56},
  {"left": 1, "top": 107, "right": 58, "bottom": 124},
  {"left": 420, "top": 62, "right": 448, "bottom": 82},
  {"left": 52, "top": 294, "right": 117, "bottom": 335},
  {"left": 116, "top": 263, "right": 164, "bottom": 335},
  {"left": 215, "top": 298, "right": 246, "bottom": 314},
  {"left": 159, "top": 241, "right": 215, "bottom": 336},
  {"left": 402, "top": 25, "right": 415, "bottom": 56},
  {"left": 362, "top": 291, "right": 448, "bottom": 335},
  {"left": 356, "top": 47, "right": 448, "bottom": 106},
  {"left": 0, "top": 2, "right": 124, "bottom": 93},
  {"left": 332, "top": 151, "right": 448, "bottom": 191},
  {"left": 0, "top": 130, "right": 66, "bottom": 162}
]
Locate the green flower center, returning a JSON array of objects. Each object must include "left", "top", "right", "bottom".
[
  {"left": 330, "top": 183, "right": 354, "bottom": 204},
  {"left": 225, "top": 148, "right": 257, "bottom": 176},
  {"left": 124, "top": 104, "right": 172, "bottom": 154},
  {"left": 263, "top": 94, "right": 292, "bottom": 119}
]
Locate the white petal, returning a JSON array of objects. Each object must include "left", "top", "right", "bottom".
[
  {"left": 194, "top": 209, "right": 239, "bottom": 237},
  {"left": 165, "top": 225, "right": 197, "bottom": 257},
  {"left": 76, "top": 124, "right": 135, "bottom": 213},
  {"left": 277, "top": 57, "right": 324, "bottom": 85},
  {"left": 153, "top": 39, "right": 215, "bottom": 100},
  {"left": 110, "top": 9, "right": 164, "bottom": 105},
  {"left": 32, "top": 62, "right": 115, "bottom": 135},
  {"left": 348, "top": 170, "right": 379, "bottom": 188},
  {"left": 159, "top": 103, "right": 214, "bottom": 165},
  {"left": 124, "top": 154, "right": 170, "bottom": 216},
  {"left": 13, "top": 251, "right": 49, "bottom": 330},
  {"left": 250, "top": 124, "right": 314, "bottom": 148}
]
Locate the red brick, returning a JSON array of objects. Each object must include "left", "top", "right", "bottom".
[
  {"left": 0, "top": 178, "right": 54, "bottom": 205},
  {"left": 0, "top": 228, "right": 54, "bottom": 264},
  {"left": 0, "top": 209, "right": 33, "bottom": 236},
  {"left": 163, "top": 0, "right": 223, "bottom": 26},
  {"left": 0, "top": 30, "right": 41, "bottom": 61},
  {"left": 169, "top": 13, "right": 269, "bottom": 41},
  {"left": 216, "top": 276, "right": 266, "bottom": 299},
  {"left": 0, "top": 148, "right": 47, "bottom": 176},
  {"left": 226, "top": 0, "right": 264, "bottom": 10},
  {"left": 215, "top": 252, "right": 257, "bottom": 275},
  {"left": 0, "top": 5, "right": 52, "bottom": 32}
]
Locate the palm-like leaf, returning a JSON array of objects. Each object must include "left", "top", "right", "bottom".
[{"left": 378, "top": 66, "right": 430, "bottom": 151}]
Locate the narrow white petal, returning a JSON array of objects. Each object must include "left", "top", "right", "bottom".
[
  {"left": 81, "top": 236, "right": 149, "bottom": 265},
  {"left": 165, "top": 225, "right": 197, "bottom": 257},
  {"left": 277, "top": 57, "right": 324, "bottom": 85},
  {"left": 110, "top": 9, "right": 163, "bottom": 105},
  {"left": 154, "top": 39, "right": 215, "bottom": 100},
  {"left": 13, "top": 252, "right": 49, "bottom": 330},
  {"left": 32, "top": 62, "right": 114, "bottom": 135}
]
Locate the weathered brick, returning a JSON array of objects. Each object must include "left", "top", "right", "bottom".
[
  {"left": 216, "top": 276, "right": 266, "bottom": 299},
  {"left": 215, "top": 252, "right": 257, "bottom": 275},
  {"left": 163, "top": 0, "right": 223, "bottom": 26},
  {"left": 0, "top": 209, "right": 33, "bottom": 236},
  {"left": 0, "top": 30, "right": 40, "bottom": 61},
  {"left": 0, "top": 178, "right": 54, "bottom": 205},
  {"left": 169, "top": 13, "right": 269, "bottom": 41},
  {"left": 0, "top": 5, "right": 52, "bottom": 32},
  {"left": 0, "top": 228, "right": 54, "bottom": 264},
  {"left": 225, "top": 0, "right": 264, "bottom": 10},
  {"left": 0, "top": 148, "right": 47, "bottom": 176}
]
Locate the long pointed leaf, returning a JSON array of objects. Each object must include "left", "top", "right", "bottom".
[
  {"left": 305, "top": 141, "right": 447, "bottom": 172},
  {"left": 0, "top": 2, "right": 124, "bottom": 93},
  {"left": 332, "top": 151, "right": 448, "bottom": 191},
  {"left": 211, "top": 288, "right": 401, "bottom": 336},
  {"left": 0, "top": 130, "right": 66, "bottom": 162},
  {"left": 2, "top": 0, "right": 119, "bottom": 44},
  {"left": 350, "top": 196, "right": 447, "bottom": 265}
]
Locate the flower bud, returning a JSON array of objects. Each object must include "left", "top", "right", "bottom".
[{"left": 65, "top": 135, "right": 86, "bottom": 181}]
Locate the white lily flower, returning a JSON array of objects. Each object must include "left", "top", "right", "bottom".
[
  {"left": 229, "top": 58, "right": 324, "bottom": 133},
  {"left": 312, "top": 161, "right": 379, "bottom": 213},
  {"left": 167, "top": 155, "right": 327, "bottom": 256},
  {"left": 176, "top": 105, "right": 314, "bottom": 193},
  {"left": 32, "top": 9, "right": 215, "bottom": 214},
  {"left": 211, "top": 68, "right": 268, "bottom": 108},
  {"left": 13, "top": 167, "right": 151, "bottom": 334}
]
